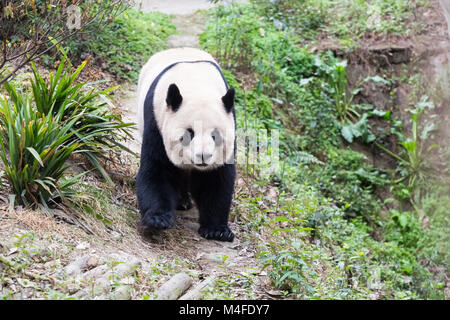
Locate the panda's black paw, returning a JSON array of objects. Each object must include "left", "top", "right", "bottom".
[
  {"left": 198, "top": 225, "right": 234, "bottom": 242},
  {"left": 141, "top": 210, "right": 175, "bottom": 229}
]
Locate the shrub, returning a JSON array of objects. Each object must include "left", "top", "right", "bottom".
[
  {"left": 66, "top": 9, "right": 176, "bottom": 82},
  {"left": 0, "top": 57, "right": 134, "bottom": 206},
  {"left": 0, "top": 85, "right": 84, "bottom": 207},
  {"left": 29, "top": 57, "right": 134, "bottom": 185},
  {"left": 203, "top": 0, "right": 445, "bottom": 300},
  {"left": 0, "top": 0, "right": 127, "bottom": 85}
]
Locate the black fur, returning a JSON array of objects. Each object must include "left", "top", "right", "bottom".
[
  {"left": 137, "top": 61, "right": 236, "bottom": 242},
  {"left": 222, "top": 88, "right": 235, "bottom": 113},
  {"left": 166, "top": 83, "right": 183, "bottom": 111}
]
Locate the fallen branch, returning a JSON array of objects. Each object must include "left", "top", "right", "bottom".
[{"left": 153, "top": 273, "right": 193, "bottom": 300}]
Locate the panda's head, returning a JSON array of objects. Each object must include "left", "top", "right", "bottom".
[{"left": 161, "top": 83, "right": 235, "bottom": 171}]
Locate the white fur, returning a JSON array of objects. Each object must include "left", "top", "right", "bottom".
[{"left": 137, "top": 48, "right": 235, "bottom": 170}]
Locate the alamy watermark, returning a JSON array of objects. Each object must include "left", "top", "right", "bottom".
[
  {"left": 66, "top": 4, "right": 81, "bottom": 30},
  {"left": 166, "top": 123, "right": 281, "bottom": 176},
  {"left": 235, "top": 128, "right": 280, "bottom": 178}
]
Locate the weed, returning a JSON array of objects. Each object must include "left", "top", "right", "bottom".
[{"left": 376, "top": 96, "right": 438, "bottom": 197}]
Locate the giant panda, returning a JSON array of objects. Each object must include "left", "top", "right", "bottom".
[{"left": 136, "top": 47, "right": 236, "bottom": 242}]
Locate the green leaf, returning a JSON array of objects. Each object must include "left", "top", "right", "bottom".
[
  {"left": 398, "top": 214, "right": 408, "bottom": 228},
  {"left": 341, "top": 125, "right": 354, "bottom": 143},
  {"left": 400, "top": 141, "right": 417, "bottom": 153},
  {"left": 370, "top": 109, "right": 391, "bottom": 120},
  {"left": 365, "top": 75, "right": 390, "bottom": 85},
  {"left": 274, "top": 216, "right": 290, "bottom": 222},
  {"left": 26, "top": 147, "right": 44, "bottom": 167}
]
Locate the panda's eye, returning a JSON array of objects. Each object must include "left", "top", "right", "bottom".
[
  {"left": 211, "top": 128, "right": 222, "bottom": 146},
  {"left": 180, "top": 128, "right": 194, "bottom": 146}
]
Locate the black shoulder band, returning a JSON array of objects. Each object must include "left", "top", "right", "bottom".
[{"left": 154, "top": 60, "right": 229, "bottom": 91}]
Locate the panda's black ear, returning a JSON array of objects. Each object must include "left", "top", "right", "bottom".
[
  {"left": 166, "top": 83, "right": 183, "bottom": 112},
  {"left": 222, "top": 87, "right": 235, "bottom": 113}
]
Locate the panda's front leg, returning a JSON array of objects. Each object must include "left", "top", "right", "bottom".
[
  {"left": 136, "top": 160, "right": 178, "bottom": 229},
  {"left": 191, "top": 164, "right": 236, "bottom": 242},
  {"left": 136, "top": 132, "right": 178, "bottom": 229}
]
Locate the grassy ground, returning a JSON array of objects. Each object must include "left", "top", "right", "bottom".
[{"left": 200, "top": 0, "right": 449, "bottom": 299}]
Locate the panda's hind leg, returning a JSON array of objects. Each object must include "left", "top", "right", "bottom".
[
  {"left": 176, "top": 193, "right": 193, "bottom": 211},
  {"left": 175, "top": 170, "right": 192, "bottom": 211}
]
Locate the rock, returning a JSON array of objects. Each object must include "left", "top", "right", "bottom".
[
  {"left": 17, "top": 278, "right": 38, "bottom": 289},
  {"left": 109, "top": 253, "right": 142, "bottom": 277},
  {"left": 120, "top": 277, "right": 135, "bottom": 285},
  {"left": 66, "top": 282, "right": 81, "bottom": 295},
  {"left": 65, "top": 255, "right": 97, "bottom": 277},
  {"left": 74, "top": 253, "right": 142, "bottom": 299},
  {"left": 76, "top": 242, "right": 90, "bottom": 250},
  {"left": 81, "top": 264, "right": 109, "bottom": 280},
  {"left": 110, "top": 231, "right": 122, "bottom": 241},
  {"left": 111, "top": 285, "right": 133, "bottom": 300},
  {"left": 179, "top": 277, "right": 215, "bottom": 300},
  {"left": 86, "top": 256, "right": 98, "bottom": 270},
  {"left": 153, "top": 273, "right": 193, "bottom": 300}
]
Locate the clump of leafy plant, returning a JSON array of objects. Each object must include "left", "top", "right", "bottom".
[
  {"left": 0, "top": 57, "right": 134, "bottom": 207},
  {"left": 325, "top": 0, "right": 422, "bottom": 38},
  {"left": 324, "top": 60, "right": 361, "bottom": 123},
  {"left": 259, "top": 238, "right": 316, "bottom": 297},
  {"left": 0, "top": 85, "right": 85, "bottom": 207},
  {"left": 29, "top": 57, "right": 134, "bottom": 185},
  {"left": 311, "top": 148, "right": 388, "bottom": 218},
  {"left": 252, "top": 0, "right": 328, "bottom": 38},
  {"left": 0, "top": 0, "right": 128, "bottom": 86},
  {"left": 376, "top": 96, "right": 438, "bottom": 197},
  {"left": 320, "top": 58, "right": 394, "bottom": 144}
]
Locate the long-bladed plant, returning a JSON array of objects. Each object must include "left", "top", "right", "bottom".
[
  {"left": 0, "top": 90, "right": 86, "bottom": 207},
  {"left": 29, "top": 57, "right": 135, "bottom": 185}
]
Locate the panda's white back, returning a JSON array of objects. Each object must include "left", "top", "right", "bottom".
[{"left": 136, "top": 47, "right": 226, "bottom": 136}]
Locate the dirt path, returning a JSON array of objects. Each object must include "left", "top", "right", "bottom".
[
  {"left": 121, "top": 1, "right": 261, "bottom": 297},
  {"left": 136, "top": 0, "right": 218, "bottom": 15},
  {"left": 92, "top": 0, "right": 262, "bottom": 299}
]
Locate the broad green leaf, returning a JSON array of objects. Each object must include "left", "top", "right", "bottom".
[{"left": 341, "top": 125, "right": 354, "bottom": 143}]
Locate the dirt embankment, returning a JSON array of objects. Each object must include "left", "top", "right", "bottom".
[{"left": 315, "top": 1, "right": 450, "bottom": 173}]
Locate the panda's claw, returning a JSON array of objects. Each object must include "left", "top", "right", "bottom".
[
  {"left": 141, "top": 211, "right": 175, "bottom": 229},
  {"left": 198, "top": 226, "right": 234, "bottom": 242}
]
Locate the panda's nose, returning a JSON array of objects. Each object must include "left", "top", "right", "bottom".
[{"left": 196, "top": 153, "right": 212, "bottom": 162}]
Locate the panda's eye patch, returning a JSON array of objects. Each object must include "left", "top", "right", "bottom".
[
  {"left": 211, "top": 128, "right": 222, "bottom": 146},
  {"left": 180, "top": 128, "right": 194, "bottom": 146}
]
